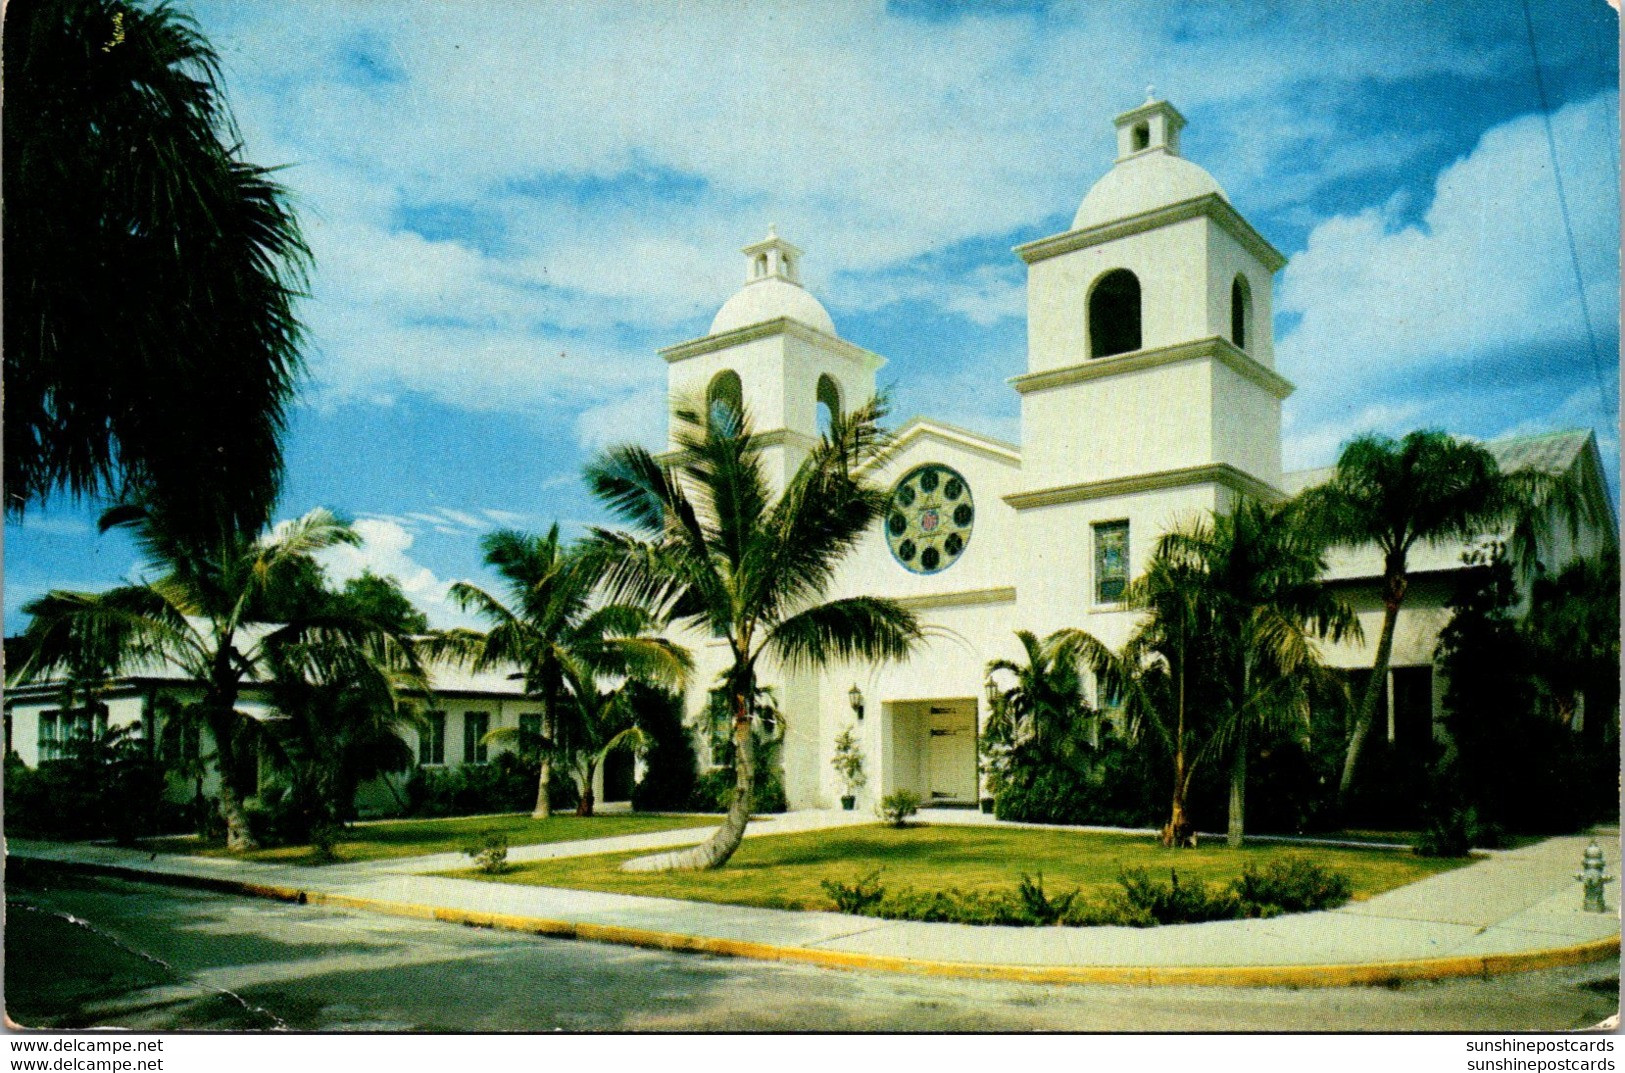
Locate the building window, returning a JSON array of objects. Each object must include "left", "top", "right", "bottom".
[
  {"left": 1094, "top": 521, "right": 1130, "bottom": 604},
  {"left": 1089, "top": 269, "right": 1141, "bottom": 359},
  {"left": 1231, "top": 274, "right": 1251, "bottom": 351},
  {"left": 706, "top": 369, "right": 744, "bottom": 431},
  {"left": 1132, "top": 121, "right": 1150, "bottom": 152},
  {"left": 39, "top": 710, "right": 60, "bottom": 761},
  {"left": 463, "top": 711, "right": 490, "bottom": 765},
  {"left": 39, "top": 706, "right": 107, "bottom": 761},
  {"left": 419, "top": 710, "right": 446, "bottom": 766}
]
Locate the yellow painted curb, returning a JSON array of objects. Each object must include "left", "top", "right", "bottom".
[{"left": 17, "top": 855, "right": 1622, "bottom": 989}]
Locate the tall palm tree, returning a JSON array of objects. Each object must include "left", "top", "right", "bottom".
[
  {"left": 1294, "top": 430, "right": 1586, "bottom": 807},
  {"left": 5, "top": 0, "right": 308, "bottom": 539},
  {"left": 432, "top": 527, "right": 687, "bottom": 818},
  {"left": 1156, "top": 500, "right": 1358, "bottom": 846},
  {"left": 6, "top": 498, "right": 421, "bottom": 850},
  {"left": 586, "top": 397, "right": 923, "bottom": 871},
  {"left": 1066, "top": 547, "right": 1224, "bottom": 848}
]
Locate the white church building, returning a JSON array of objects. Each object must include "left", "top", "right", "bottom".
[
  {"left": 659, "top": 96, "right": 1616, "bottom": 812},
  {"left": 5, "top": 98, "right": 1611, "bottom": 818}
]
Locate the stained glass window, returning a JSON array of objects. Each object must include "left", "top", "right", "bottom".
[
  {"left": 1094, "top": 520, "right": 1129, "bottom": 603},
  {"left": 886, "top": 464, "right": 974, "bottom": 575}
]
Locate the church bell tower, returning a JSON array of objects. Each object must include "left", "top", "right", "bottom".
[{"left": 1008, "top": 94, "right": 1294, "bottom": 640}]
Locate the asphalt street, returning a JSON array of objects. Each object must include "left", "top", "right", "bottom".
[{"left": 5, "top": 869, "right": 1619, "bottom": 1033}]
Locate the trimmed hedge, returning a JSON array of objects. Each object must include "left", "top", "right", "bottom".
[{"left": 819, "top": 856, "right": 1354, "bottom": 928}]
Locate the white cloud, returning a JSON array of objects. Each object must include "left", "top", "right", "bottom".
[
  {"left": 316, "top": 517, "right": 478, "bottom": 628},
  {"left": 188, "top": 0, "right": 1597, "bottom": 428},
  {"left": 573, "top": 385, "right": 671, "bottom": 454},
  {"left": 1282, "top": 400, "right": 1426, "bottom": 471},
  {"left": 1278, "top": 91, "right": 1619, "bottom": 388}
]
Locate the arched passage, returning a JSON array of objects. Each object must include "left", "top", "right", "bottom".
[
  {"left": 1231, "top": 274, "right": 1252, "bottom": 351},
  {"left": 1089, "top": 269, "right": 1141, "bottom": 359},
  {"left": 706, "top": 369, "right": 744, "bottom": 430},
  {"left": 815, "top": 374, "right": 841, "bottom": 436}
]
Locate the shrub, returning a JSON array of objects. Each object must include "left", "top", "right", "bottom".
[
  {"left": 874, "top": 886, "right": 1012, "bottom": 925},
  {"left": 876, "top": 789, "right": 920, "bottom": 827},
  {"left": 685, "top": 764, "right": 788, "bottom": 814},
  {"left": 830, "top": 726, "right": 866, "bottom": 797},
  {"left": 308, "top": 821, "right": 342, "bottom": 862},
  {"left": 1111, "top": 868, "right": 1242, "bottom": 925},
  {"left": 5, "top": 736, "right": 178, "bottom": 844},
  {"left": 992, "top": 740, "right": 1165, "bottom": 828},
  {"left": 464, "top": 830, "right": 510, "bottom": 874},
  {"left": 1012, "top": 873, "right": 1078, "bottom": 925},
  {"left": 821, "top": 869, "right": 886, "bottom": 914},
  {"left": 1230, "top": 856, "right": 1353, "bottom": 915},
  {"left": 1413, "top": 803, "right": 1481, "bottom": 858},
  {"left": 814, "top": 858, "right": 1355, "bottom": 928},
  {"left": 404, "top": 752, "right": 577, "bottom": 818}
]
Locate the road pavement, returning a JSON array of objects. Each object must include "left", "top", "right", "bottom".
[{"left": 6, "top": 869, "right": 1619, "bottom": 1032}]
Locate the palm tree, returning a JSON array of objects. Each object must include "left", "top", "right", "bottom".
[
  {"left": 1523, "top": 553, "right": 1619, "bottom": 737},
  {"left": 1294, "top": 430, "right": 1586, "bottom": 807},
  {"left": 1156, "top": 500, "right": 1358, "bottom": 846},
  {"left": 432, "top": 527, "right": 687, "bottom": 818},
  {"left": 533, "top": 658, "right": 668, "bottom": 818},
  {"left": 985, "top": 630, "right": 1096, "bottom": 760},
  {"left": 1067, "top": 547, "right": 1224, "bottom": 848},
  {"left": 5, "top": 0, "right": 308, "bottom": 539},
  {"left": 6, "top": 497, "right": 421, "bottom": 850},
  {"left": 586, "top": 397, "right": 923, "bottom": 871}
]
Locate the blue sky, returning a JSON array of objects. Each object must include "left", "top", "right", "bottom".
[{"left": 5, "top": 0, "right": 1619, "bottom": 632}]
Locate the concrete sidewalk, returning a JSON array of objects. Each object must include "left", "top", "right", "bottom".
[{"left": 9, "top": 821, "right": 1619, "bottom": 988}]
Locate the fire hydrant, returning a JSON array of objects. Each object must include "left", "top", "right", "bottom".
[{"left": 1576, "top": 841, "right": 1614, "bottom": 913}]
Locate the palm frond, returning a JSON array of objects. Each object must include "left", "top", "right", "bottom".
[{"left": 765, "top": 596, "right": 922, "bottom": 673}]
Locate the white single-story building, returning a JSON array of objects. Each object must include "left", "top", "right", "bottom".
[{"left": 0, "top": 654, "right": 633, "bottom": 815}]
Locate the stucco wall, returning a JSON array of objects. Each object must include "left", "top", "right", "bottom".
[{"left": 1026, "top": 216, "right": 1211, "bottom": 372}]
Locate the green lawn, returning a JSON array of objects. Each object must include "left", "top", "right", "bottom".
[
  {"left": 146, "top": 812, "right": 716, "bottom": 866},
  {"left": 448, "top": 823, "right": 1470, "bottom": 911}
]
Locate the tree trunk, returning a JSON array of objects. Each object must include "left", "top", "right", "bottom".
[
  {"left": 621, "top": 690, "right": 755, "bottom": 872},
  {"left": 577, "top": 765, "right": 595, "bottom": 817},
  {"left": 1162, "top": 758, "right": 1194, "bottom": 848},
  {"left": 207, "top": 708, "right": 257, "bottom": 852},
  {"left": 532, "top": 707, "right": 552, "bottom": 820},
  {"left": 1228, "top": 656, "right": 1252, "bottom": 849},
  {"left": 1227, "top": 721, "right": 1247, "bottom": 849},
  {"left": 1337, "top": 578, "right": 1404, "bottom": 808},
  {"left": 1161, "top": 645, "right": 1195, "bottom": 848}
]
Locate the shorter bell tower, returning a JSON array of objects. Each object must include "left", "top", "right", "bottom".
[{"left": 659, "top": 228, "right": 886, "bottom": 491}]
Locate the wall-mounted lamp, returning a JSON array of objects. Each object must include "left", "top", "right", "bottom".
[{"left": 848, "top": 684, "right": 865, "bottom": 721}]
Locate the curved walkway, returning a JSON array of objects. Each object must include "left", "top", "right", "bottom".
[{"left": 9, "top": 818, "right": 1619, "bottom": 988}]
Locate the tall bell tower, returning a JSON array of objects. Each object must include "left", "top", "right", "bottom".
[{"left": 1007, "top": 95, "right": 1294, "bottom": 642}]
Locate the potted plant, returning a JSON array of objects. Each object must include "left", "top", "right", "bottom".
[{"left": 831, "top": 726, "right": 866, "bottom": 810}]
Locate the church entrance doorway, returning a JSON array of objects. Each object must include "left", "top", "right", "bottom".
[
  {"left": 925, "top": 703, "right": 977, "bottom": 803},
  {"left": 885, "top": 698, "right": 978, "bottom": 805}
]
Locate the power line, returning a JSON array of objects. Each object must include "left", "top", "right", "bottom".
[{"left": 1519, "top": 0, "right": 1615, "bottom": 424}]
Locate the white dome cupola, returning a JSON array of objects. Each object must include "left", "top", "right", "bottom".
[
  {"left": 1072, "top": 92, "right": 1228, "bottom": 231},
  {"left": 708, "top": 226, "right": 837, "bottom": 337}
]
